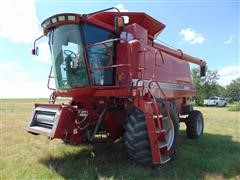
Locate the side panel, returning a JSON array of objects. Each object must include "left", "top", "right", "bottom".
[
  {"left": 157, "top": 52, "right": 192, "bottom": 84},
  {"left": 115, "top": 43, "right": 131, "bottom": 86},
  {"left": 141, "top": 46, "right": 193, "bottom": 85}
]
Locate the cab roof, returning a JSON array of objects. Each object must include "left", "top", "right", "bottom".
[
  {"left": 41, "top": 12, "right": 166, "bottom": 38},
  {"left": 90, "top": 12, "right": 166, "bottom": 38}
]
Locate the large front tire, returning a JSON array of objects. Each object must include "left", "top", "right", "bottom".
[{"left": 123, "top": 102, "right": 179, "bottom": 165}]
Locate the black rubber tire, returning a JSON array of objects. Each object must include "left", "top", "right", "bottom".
[
  {"left": 123, "top": 101, "right": 179, "bottom": 165},
  {"left": 186, "top": 110, "right": 204, "bottom": 139}
]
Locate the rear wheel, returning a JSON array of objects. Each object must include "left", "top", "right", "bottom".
[
  {"left": 186, "top": 110, "right": 204, "bottom": 139},
  {"left": 123, "top": 101, "right": 179, "bottom": 165}
]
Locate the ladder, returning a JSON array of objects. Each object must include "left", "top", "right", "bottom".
[{"left": 134, "top": 80, "right": 172, "bottom": 164}]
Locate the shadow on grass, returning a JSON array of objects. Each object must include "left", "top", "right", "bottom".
[{"left": 40, "top": 132, "right": 240, "bottom": 179}]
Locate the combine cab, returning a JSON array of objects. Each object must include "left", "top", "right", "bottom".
[{"left": 28, "top": 7, "right": 206, "bottom": 165}]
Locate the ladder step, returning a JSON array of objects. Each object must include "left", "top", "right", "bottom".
[
  {"left": 160, "top": 155, "right": 171, "bottom": 164},
  {"left": 158, "top": 141, "right": 167, "bottom": 148},
  {"left": 156, "top": 128, "right": 166, "bottom": 134},
  {"left": 153, "top": 115, "right": 163, "bottom": 119},
  {"left": 146, "top": 101, "right": 153, "bottom": 104}
]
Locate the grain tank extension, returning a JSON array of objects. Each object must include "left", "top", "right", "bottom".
[{"left": 27, "top": 8, "right": 206, "bottom": 165}]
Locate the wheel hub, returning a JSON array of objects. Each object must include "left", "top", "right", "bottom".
[
  {"left": 196, "top": 117, "right": 203, "bottom": 135},
  {"left": 162, "top": 117, "right": 174, "bottom": 150}
]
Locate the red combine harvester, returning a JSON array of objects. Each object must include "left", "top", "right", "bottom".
[{"left": 28, "top": 8, "right": 206, "bottom": 165}]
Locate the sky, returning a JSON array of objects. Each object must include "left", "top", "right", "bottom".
[{"left": 0, "top": 0, "right": 239, "bottom": 98}]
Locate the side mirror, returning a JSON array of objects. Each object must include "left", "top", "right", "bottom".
[
  {"left": 32, "top": 35, "right": 44, "bottom": 56},
  {"left": 32, "top": 47, "right": 39, "bottom": 56}
]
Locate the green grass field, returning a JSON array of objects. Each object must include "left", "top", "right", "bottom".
[{"left": 1, "top": 99, "right": 240, "bottom": 179}]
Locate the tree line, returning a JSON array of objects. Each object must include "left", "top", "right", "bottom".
[{"left": 192, "top": 68, "right": 240, "bottom": 105}]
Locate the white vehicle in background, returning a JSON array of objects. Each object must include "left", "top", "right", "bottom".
[{"left": 204, "top": 96, "right": 227, "bottom": 107}]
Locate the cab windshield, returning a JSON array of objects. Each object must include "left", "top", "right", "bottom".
[{"left": 49, "top": 23, "right": 115, "bottom": 90}]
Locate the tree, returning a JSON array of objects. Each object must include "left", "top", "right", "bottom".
[
  {"left": 191, "top": 67, "right": 223, "bottom": 105},
  {"left": 225, "top": 78, "right": 240, "bottom": 101}
]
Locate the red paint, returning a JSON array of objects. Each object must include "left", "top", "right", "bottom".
[
  {"left": 103, "top": 110, "right": 125, "bottom": 140},
  {"left": 28, "top": 9, "right": 206, "bottom": 164}
]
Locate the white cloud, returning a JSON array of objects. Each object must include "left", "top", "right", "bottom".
[
  {"left": 224, "top": 35, "right": 234, "bottom": 44},
  {"left": 217, "top": 65, "right": 240, "bottom": 86},
  {"left": 0, "top": 61, "right": 30, "bottom": 81},
  {"left": 180, "top": 28, "right": 205, "bottom": 44},
  {"left": 0, "top": 60, "right": 52, "bottom": 98},
  {"left": 114, "top": 4, "right": 128, "bottom": 12},
  {"left": 0, "top": 61, "right": 19, "bottom": 71},
  {"left": 13, "top": 71, "right": 30, "bottom": 80},
  {"left": 0, "top": 0, "right": 41, "bottom": 44},
  {"left": 0, "top": 0, "right": 51, "bottom": 63}
]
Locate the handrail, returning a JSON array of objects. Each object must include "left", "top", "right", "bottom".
[
  {"left": 135, "top": 46, "right": 150, "bottom": 93},
  {"left": 149, "top": 80, "right": 173, "bottom": 130},
  {"left": 47, "top": 66, "right": 56, "bottom": 91},
  {"left": 88, "top": 64, "right": 130, "bottom": 72},
  {"left": 85, "top": 38, "right": 127, "bottom": 48},
  {"left": 152, "top": 49, "right": 164, "bottom": 79},
  {"left": 156, "top": 49, "right": 164, "bottom": 67},
  {"left": 138, "top": 48, "right": 149, "bottom": 80},
  {"left": 134, "top": 79, "right": 164, "bottom": 130},
  {"left": 47, "top": 38, "right": 131, "bottom": 90},
  {"left": 84, "top": 38, "right": 130, "bottom": 87},
  {"left": 146, "top": 86, "right": 163, "bottom": 129}
]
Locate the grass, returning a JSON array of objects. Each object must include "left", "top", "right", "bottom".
[
  {"left": 228, "top": 103, "right": 240, "bottom": 112},
  {"left": 1, "top": 99, "right": 240, "bottom": 179}
]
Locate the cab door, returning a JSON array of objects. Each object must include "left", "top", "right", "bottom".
[{"left": 83, "top": 23, "right": 116, "bottom": 86}]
